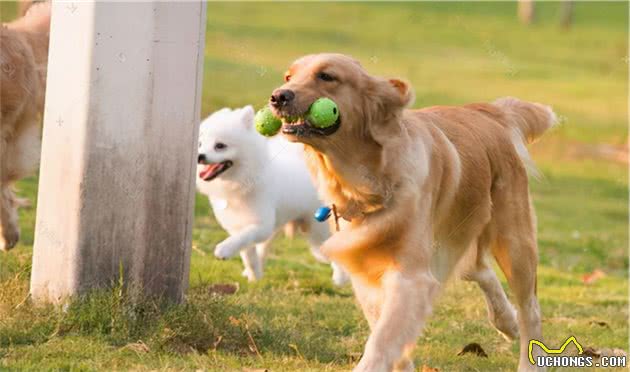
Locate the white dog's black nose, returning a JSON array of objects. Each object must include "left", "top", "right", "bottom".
[
  {"left": 198, "top": 154, "right": 207, "bottom": 164},
  {"left": 270, "top": 89, "right": 295, "bottom": 108}
]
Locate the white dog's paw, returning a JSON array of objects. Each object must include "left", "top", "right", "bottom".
[
  {"left": 331, "top": 262, "right": 350, "bottom": 286},
  {"left": 241, "top": 268, "right": 262, "bottom": 282},
  {"left": 332, "top": 269, "right": 350, "bottom": 286},
  {"left": 214, "top": 241, "right": 239, "bottom": 260},
  {"left": 310, "top": 247, "right": 330, "bottom": 263}
]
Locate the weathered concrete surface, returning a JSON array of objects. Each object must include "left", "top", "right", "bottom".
[{"left": 30, "top": 2, "right": 207, "bottom": 303}]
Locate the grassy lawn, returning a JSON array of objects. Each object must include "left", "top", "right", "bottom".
[{"left": 1, "top": 2, "right": 628, "bottom": 371}]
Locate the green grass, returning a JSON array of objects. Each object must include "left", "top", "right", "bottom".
[{"left": 1, "top": 2, "right": 628, "bottom": 371}]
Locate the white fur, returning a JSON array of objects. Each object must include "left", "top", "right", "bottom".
[
  {"left": 196, "top": 106, "right": 349, "bottom": 285},
  {"left": 510, "top": 127, "right": 541, "bottom": 179}
]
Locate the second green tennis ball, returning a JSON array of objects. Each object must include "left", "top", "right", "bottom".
[
  {"left": 255, "top": 107, "right": 282, "bottom": 136},
  {"left": 306, "top": 98, "right": 339, "bottom": 128}
]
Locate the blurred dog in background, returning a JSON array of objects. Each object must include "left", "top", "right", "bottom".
[{"left": 0, "top": 1, "right": 50, "bottom": 251}]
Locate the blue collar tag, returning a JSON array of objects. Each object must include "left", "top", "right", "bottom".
[{"left": 314, "top": 206, "right": 332, "bottom": 222}]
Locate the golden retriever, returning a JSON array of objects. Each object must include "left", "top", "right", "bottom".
[
  {"left": 270, "top": 53, "right": 555, "bottom": 372},
  {"left": 0, "top": 2, "right": 50, "bottom": 251}
]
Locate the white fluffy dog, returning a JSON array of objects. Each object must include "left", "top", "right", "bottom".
[{"left": 196, "top": 106, "right": 348, "bottom": 285}]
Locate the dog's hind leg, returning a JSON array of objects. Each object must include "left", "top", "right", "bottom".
[
  {"left": 466, "top": 257, "right": 519, "bottom": 341},
  {"left": 494, "top": 237, "right": 543, "bottom": 371},
  {"left": 240, "top": 232, "right": 277, "bottom": 281},
  {"left": 492, "top": 183, "right": 544, "bottom": 371},
  {"left": 255, "top": 232, "right": 276, "bottom": 271},
  {"left": 240, "top": 246, "right": 262, "bottom": 282},
  {"left": 464, "top": 236, "right": 519, "bottom": 341}
]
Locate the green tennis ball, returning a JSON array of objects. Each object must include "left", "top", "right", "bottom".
[
  {"left": 255, "top": 107, "right": 282, "bottom": 136},
  {"left": 307, "top": 98, "right": 339, "bottom": 128}
]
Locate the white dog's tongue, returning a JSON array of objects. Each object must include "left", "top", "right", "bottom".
[{"left": 199, "top": 163, "right": 222, "bottom": 181}]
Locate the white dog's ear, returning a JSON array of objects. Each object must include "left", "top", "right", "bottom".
[
  {"left": 199, "top": 113, "right": 215, "bottom": 131},
  {"left": 212, "top": 107, "right": 232, "bottom": 117},
  {"left": 240, "top": 106, "right": 255, "bottom": 129}
]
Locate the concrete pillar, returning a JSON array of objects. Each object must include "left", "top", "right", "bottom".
[{"left": 30, "top": 2, "right": 207, "bottom": 303}]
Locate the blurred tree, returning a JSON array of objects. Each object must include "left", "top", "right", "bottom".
[
  {"left": 518, "top": 0, "right": 535, "bottom": 25},
  {"left": 560, "top": 1, "right": 574, "bottom": 29}
]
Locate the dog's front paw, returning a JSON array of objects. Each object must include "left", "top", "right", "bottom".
[
  {"left": 353, "top": 357, "right": 388, "bottom": 372},
  {"left": 214, "top": 241, "right": 238, "bottom": 260},
  {"left": 0, "top": 229, "right": 20, "bottom": 251},
  {"left": 0, "top": 226, "right": 20, "bottom": 252}
]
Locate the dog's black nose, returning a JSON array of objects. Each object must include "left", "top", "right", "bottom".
[
  {"left": 270, "top": 89, "right": 295, "bottom": 107},
  {"left": 198, "top": 154, "right": 206, "bottom": 164}
]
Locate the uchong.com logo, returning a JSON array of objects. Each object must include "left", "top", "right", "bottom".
[{"left": 529, "top": 336, "right": 627, "bottom": 369}]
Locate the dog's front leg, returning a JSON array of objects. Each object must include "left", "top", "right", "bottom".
[
  {"left": 321, "top": 195, "right": 438, "bottom": 372},
  {"left": 354, "top": 270, "right": 439, "bottom": 372},
  {"left": 214, "top": 222, "right": 275, "bottom": 260},
  {"left": 0, "top": 185, "right": 20, "bottom": 251}
]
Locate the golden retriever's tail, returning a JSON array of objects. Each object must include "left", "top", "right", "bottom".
[
  {"left": 494, "top": 97, "right": 557, "bottom": 143},
  {"left": 494, "top": 97, "right": 558, "bottom": 177}
]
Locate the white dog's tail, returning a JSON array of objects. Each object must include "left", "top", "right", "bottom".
[{"left": 494, "top": 97, "right": 558, "bottom": 177}]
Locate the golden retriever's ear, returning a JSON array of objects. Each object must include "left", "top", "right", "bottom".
[
  {"left": 364, "top": 78, "right": 413, "bottom": 149},
  {"left": 387, "top": 78, "right": 415, "bottom": 108},
  {"left": 369, "top": 77, "right": 414, "bottom": 116}
]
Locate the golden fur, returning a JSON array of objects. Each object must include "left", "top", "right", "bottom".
[
  {"left": 271, "top": 53, "right": 555, "bottom": 371},
  {"left": 0, "top": 2, "right": 50, "bottom": 251}
]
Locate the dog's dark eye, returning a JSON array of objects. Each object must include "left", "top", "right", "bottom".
[
  {"left": 284, "top": 74, "right": 291, "bottom": 82},
  {"left": 317, "top": 72, "right": 336, "bottom": 82},
  {"left": 214, "top": 142, "right": 227, "bottom": 151}
]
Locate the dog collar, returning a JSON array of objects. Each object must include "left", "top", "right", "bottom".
[{"left": 314, "top": 204, "right": 340, "bottom": 231}]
